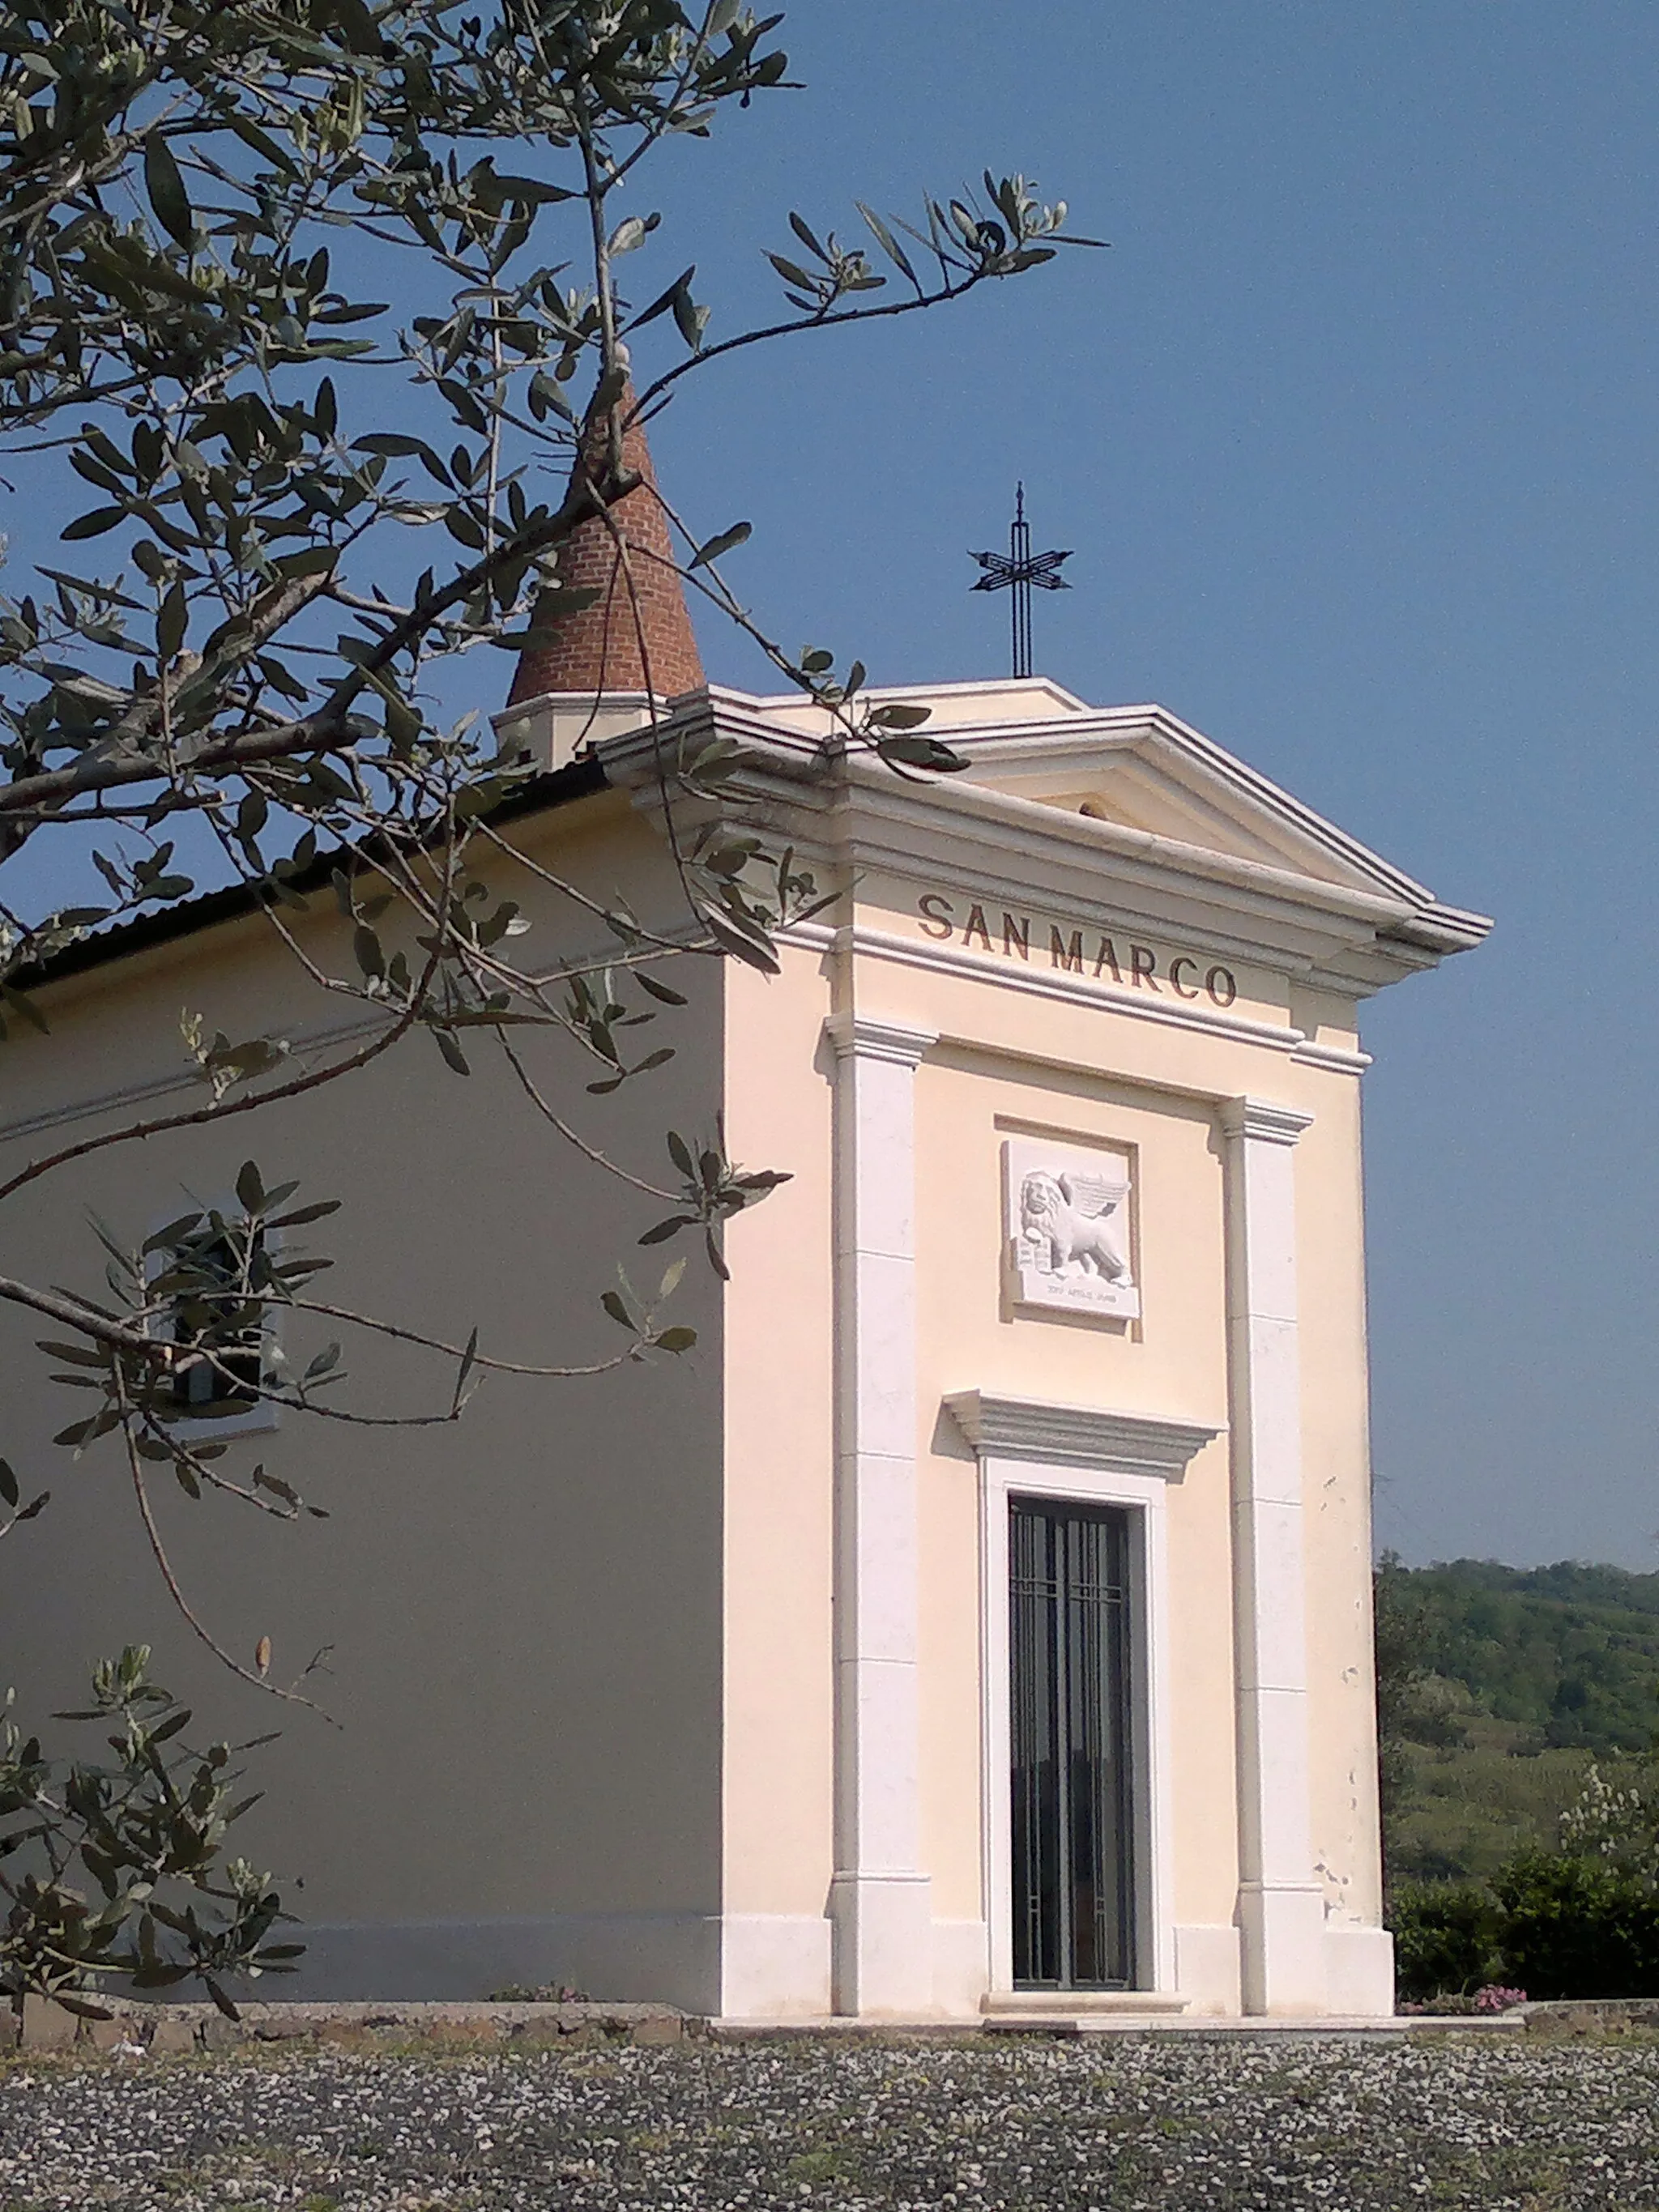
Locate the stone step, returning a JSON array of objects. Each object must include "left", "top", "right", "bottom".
[{"left": 981, "top": 1989, "right": 1191, "bottom": 2018}]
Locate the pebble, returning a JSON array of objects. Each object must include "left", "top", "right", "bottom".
[{"left": 2, "top": 2034, "right": 1657, "bottom": 2207}]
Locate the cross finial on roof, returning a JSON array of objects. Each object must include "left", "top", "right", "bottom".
[{"left": 970, "top": 484, "right": 1073, "bottom": 679}]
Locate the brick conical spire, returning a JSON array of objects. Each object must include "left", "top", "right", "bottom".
[{"left": 508, "top": 393, "right": 704, "bottom": 707}]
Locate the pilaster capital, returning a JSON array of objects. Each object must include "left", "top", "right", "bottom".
[
  {"left": 824, "top": 1012, "right": 938, "bottom": 1068},
  {"left": 1219, "top": 1096, "right": 1315, "bottom": 1148}
]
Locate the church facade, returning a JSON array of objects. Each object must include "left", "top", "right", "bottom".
[{"left": 0, "top": 441, "right": 1488, "bottom": 2023}]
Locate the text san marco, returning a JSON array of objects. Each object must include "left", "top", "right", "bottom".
[{"left": 915, "top": 895, "right": 1239, "bottom": 1009}]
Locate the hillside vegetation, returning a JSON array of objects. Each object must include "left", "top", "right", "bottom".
[{"left": 1377, "top": 1557, "right": 1659, "bottom": 1883}]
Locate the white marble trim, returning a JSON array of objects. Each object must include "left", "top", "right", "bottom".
[
  {"left": 824, "top": 1012, "right": 938, "bottom": 1068},
  {"left": 787, "top": 922, "right": 1375, "bottom": 1081},
  {"left": 825, "top": 1011, "right": 938, "bottom": 2016},
  {"left": 1220, "top": 1097, "right": 1316, "bottom": 1147},
  {"left": 1221, "top": 1093, "right": 1324, "bottom": 2015},
  {"left": 966, "top": 1435, "right": 1179, "bottom": 2004},
  {"left": 945, "top": 1393, "right": 1222, "bottom": 1480},
  {"left": 1288, "top": 1039, "right": 1372, "bottom": 1074}
]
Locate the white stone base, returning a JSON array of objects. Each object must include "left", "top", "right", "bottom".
[
  {"left": 829, "top": 1871, "right": 935, "bottom": 2016},
  {"left": 720, "top": 1915, "right": 832, "bottom": 2019},
  {"left": 1322, "top": 1924, "right": 1395, "bottom": 2018},
  {"left": 719, "top": 1913, "right": 992, "bottom": 2022},
  {"left": 211, "top": 1906, "right": 1393, "bottom": 2026},
  {"left": 1173, "top": 1924, "right": 1243, "bottom": 2015},
  {"left": 1237, "top": 1883, "right": 1328, "bottom": 2014}
]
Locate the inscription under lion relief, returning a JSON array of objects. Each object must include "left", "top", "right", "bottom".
[{"left": 1003, "top": 1135, "right": 1141, "bottom": 1322}]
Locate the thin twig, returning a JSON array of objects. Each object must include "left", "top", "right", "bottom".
[
  {"left": 495, "top": 1032, "right": 679, "bottom": 1200},
  {"left": 291, "top": 1293, "right": 648, "bottom": 1377},
  {"left": 115, "top": 1367, "right": 335, "bottom": 1720}
]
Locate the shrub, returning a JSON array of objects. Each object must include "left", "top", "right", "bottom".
[
  {"left": 1390, "top": 1751, "right": 1659, "bottom": 2007},
  {"left": 1493, "top": 1850, "right": 1659, "bottom": 2001},
  {"left": 1388, "top": 1879, "right": 1504, "bottom": 2001},
  {"left": 1397, "top": 1984, "right": 1528, "bottom": 2016}
]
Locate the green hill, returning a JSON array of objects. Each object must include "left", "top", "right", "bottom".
[
  {"left": 1380, "top": 1557, "right": 1659, "bottom": 1754},
  {"left": 1376, "top": 1557, "right": 1659, "bottom": 1882}
]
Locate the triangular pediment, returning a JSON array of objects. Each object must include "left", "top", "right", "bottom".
[
  {"left": 931, "top": 702, "right": 1432, "bottom": 906},
  {"left": 604, "top": 681, "right": 1491, "bottom": 984}
]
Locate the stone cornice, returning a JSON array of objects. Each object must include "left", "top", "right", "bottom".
[
  {"left": 830, "top": 763, "right": 1435, "bottom": 944},
  {"left": 601, "top": 725, "right": 1478, "bottom": 1004},
  {"left": 787, "top": 920, "right": 1376, "bottom": 1088},
  {"left": 590, "top": 692, "right": 1490, "bottom": 1000},
  {"left": 944, "top": 1392, "right": 1223, "bottom": 1480}
]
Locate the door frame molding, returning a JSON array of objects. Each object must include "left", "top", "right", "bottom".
[
  {"left": 1007, "top": 1494, "right": 1137, "bottom": 1990},
  {"left": 946, "top": 1393, "right": 1221, "bottom": 2001}
]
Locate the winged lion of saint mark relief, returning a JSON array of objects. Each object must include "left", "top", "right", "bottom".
[{"left": 1017, "top": 1164, "right": 1133, "bottom": 1287}]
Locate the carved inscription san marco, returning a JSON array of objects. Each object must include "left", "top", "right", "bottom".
[{"left": 914, "top": 893, "right": 1240, "bottom": 1009}]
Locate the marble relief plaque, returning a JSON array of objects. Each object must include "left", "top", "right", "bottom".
[{"left": 1004, "top": 1136, "right": 1140, "bottom": 1320}]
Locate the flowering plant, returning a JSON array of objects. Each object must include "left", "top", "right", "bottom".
[
  {"left": 1397, "top": 1984, "right": 1527, "bottom": 2016},
  {"left": 1559, "top": 1762, "right": 1659, "bottom": 1887},
  {"left": 1471, "top": 1984, "right": 1528, "bottom": 2012}
]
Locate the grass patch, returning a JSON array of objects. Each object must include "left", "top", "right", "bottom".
[{"left": 783, "top": 2146, "right": 858, "bottom": 2189}]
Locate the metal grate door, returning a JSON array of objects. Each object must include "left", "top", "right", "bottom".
[{"left": 1009, "top": 1499, "right": 1136, "bottom": 1988}]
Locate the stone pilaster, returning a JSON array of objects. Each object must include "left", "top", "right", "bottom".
[
  {"left": 824, "top": 1012, "right": 937, "bottom": 2016},
  {"left": 1220, "top": 1096, "right": 1325, "bottom": 2015}
]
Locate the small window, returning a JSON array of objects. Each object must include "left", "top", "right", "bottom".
[{"left": 149, "top": 1212, "right": 273, "bottom": 1423}]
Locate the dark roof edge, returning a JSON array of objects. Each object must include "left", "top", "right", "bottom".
[{"left": 15, "top": 754, "right": 608, "bottom": 995}]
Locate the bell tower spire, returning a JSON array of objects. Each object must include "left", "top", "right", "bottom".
[{"left": 508, "top": 391, "right": 705, "bottom": 710}]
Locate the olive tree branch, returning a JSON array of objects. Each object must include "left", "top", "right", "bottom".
[{"left": 113, "top": 1362, "right": 335, "bottom": 1720}]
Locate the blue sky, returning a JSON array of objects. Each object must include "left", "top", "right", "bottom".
[
  {"left": 642, "top": 1, "right": 1659, "bottom": 1569},
  {"left": 9, "top": 4, "right": 1657, "bottom": 1566}
]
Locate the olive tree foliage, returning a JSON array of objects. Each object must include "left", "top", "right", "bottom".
[
  {"left": 0, "top": 0, "right": 1094, "bottom": 1689},
  {"left": 2, "top": 1647, "right": 297, "bottom": 2015}
]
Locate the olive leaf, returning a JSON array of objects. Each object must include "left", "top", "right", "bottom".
[{"left": 143, "top": 135, "right": 194, "bottom": 251}]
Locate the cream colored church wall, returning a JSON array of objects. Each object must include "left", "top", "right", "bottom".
[
  {"left": 910, "top": 1038, "right": 1240, "bottom": 1941},
  {"left": 845, "top": 870, "right": 1384, "bottom": 2004},
  {"left": 0, "top": 797, "right": 736, "bottom": 2006},
  {"left": 715, "top": 944, "right": 839, "bottom": 2010},
  {"left": 0, "top": 744, "right": 1401, "bottom": 2018}
]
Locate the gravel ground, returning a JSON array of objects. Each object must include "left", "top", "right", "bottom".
[{"left": 3, "top": 2034, "right": 1659, "bottom": 2210}]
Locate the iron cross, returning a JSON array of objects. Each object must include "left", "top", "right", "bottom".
[{"left": 970, "top": 484, "right": 1073, "bottom": 679}]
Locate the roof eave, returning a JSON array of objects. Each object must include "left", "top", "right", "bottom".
[{"left": 15, "top": 752, "right": 608, "bottom": 995}]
